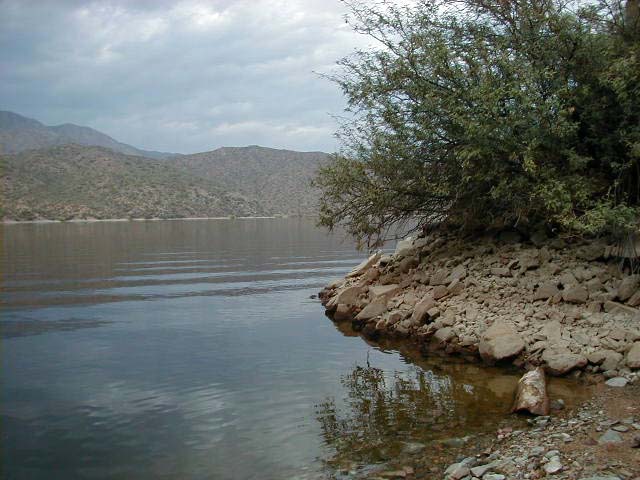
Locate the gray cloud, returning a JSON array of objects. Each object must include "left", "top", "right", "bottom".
[{"left": 0, "top": 0, "right": 373, "bottom": 153}]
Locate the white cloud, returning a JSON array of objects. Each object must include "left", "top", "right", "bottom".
[{"left": 0, "top": 0, "right": 375, "bottom": 153}]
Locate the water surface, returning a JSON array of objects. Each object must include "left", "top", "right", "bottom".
[{"left": 1, "top": 219, "right": 583, "bottom": 479}]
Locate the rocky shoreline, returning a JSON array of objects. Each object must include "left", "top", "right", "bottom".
[{"left": 318, "top": 230, "right": 640, "bottom": 479}]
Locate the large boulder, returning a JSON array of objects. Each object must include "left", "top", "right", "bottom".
[
  {"left": 542, "top": 350, "right": 587, "bottom": 375},
  {"left": 512, "top": 367, "right": 549, "bottom": 416},
  {"left": 346, "top": 252, "right": 382, "bottom": 278},
  {"left": 478, "top": 321, "right": 525, "bottom": 364}
]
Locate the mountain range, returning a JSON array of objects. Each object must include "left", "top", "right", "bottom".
[{"left": 0, "top": 111, "right": 327, "bottom": 221}]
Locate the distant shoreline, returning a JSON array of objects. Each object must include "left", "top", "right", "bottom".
[{"left": 2, "top": 215, "right": 318, "bottom": 225}]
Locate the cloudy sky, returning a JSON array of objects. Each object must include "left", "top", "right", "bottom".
[{"left": 0, "top": 0, "right": 379, "bottom": 153}]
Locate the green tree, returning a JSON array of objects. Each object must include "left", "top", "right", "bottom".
[{"left": 315, "top": 0, "right": 640, "bottom": 247}]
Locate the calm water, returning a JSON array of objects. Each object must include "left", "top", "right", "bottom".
[{"left": 1, "top": 219, "right": 582, "bottom": 480}]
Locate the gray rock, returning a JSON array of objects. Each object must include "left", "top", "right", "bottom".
[
  {"left": 534, "top": 282, "right": 560, "bottom": 301},
  {"left": 491, "top": 267, "right": 511, "bottom": 277},
  {"left": 626, "top": 342, "right": 640, "bottom": 369},
  {"left": 444, "top": 462, "right": 470, "bottom": 480},
  {"left": 562, "top": 285, "right": 589, "bottom": 304},
  {"left": 394, "top": 237, "right": 415, "bottom": 257},
  {"left": 369, "top": 284, "right": 401, "bottom": 301},
  {"left": 543, "top": 456, "right": 563, "bottom": 474},
  {"left": 483, "top": 474, "right": 506, "bottom": 480},
  {"left": 333, "top": 304, "right": 353, "bottom": 321},
  {"left": 434, "top": 327, "right": 455, "bottom": 343},
  {"left": 432, "top": 285, "right": 448, "bottom": 300},
  {"left": 617, "top": 274, "right": 640, "bottom": 301},
  {"left": 598, "top": 429, "right": 623, "bottom": 444},
  {"left": 605, "top": 377, "right": 628, "bottom": 387},
  {"left": 470, "top": 462, "right": 497, "bottom": 477},
  {"left": 578, "top": 476, "right": 622, "bottom": 480},
  {"left": 479, "top": 321, "right": 525, "bottom": 363},
  {"left": 346, "top": 252, "right": 382, "bottom": 278},
  {"left": 355, "top": 300, "right": 387, "bottom": 321},
  {"left": 410, "top": 295, "right": 436, "bottom": 324},
  {"left": 542, "top": 350, "right": 588, "bottom": 376}
]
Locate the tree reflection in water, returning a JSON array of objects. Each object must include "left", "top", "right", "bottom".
[{"left": 316, "top": 362, "right": 517, "bottom": 467}]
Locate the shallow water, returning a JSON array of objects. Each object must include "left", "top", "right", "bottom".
[{"left": 1, "top": 219, "right": 587, "bottom": 479}]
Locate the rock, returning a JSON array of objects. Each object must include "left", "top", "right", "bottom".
[
  {"left": 562, "top": 285, "right": 589, "bottom": 304},
  {"left": 355, "top": 300, "right": 387, "bottom": 321},
  {"left": 483, "top": 474, "right": 506, "bottom": 480},
  {"left": 632, "top": 434, "right": 640, "bottom": 448},
  {"left": 444, "top": 462, "right": 470, "bottom": 480},
  {"left": 617, "top": 274, "right": 640, "bottom": 301},
  {"left": 598, "top": 429, "right": 623, "bottom": 444},
  {"left": 628, "top": 290, "right": 640, "bottom": 306},
  {"left": 470, "top": 463, "right": 498, "bottom": 478},
  {"left": 346, "top": 252, "right": 382, "bottom": 278},
  {"left": 394, "top": 237, "right": 415, "bottom": 257},
  {"left": 627, "top": 342, "right": 640, "bottom": 369},
  {"left": 479, "top": 321, "right": 525, "bottom": 363},
  {"left": 512, "top": 367, "right": 550, "bottom": 416},
  {"left": 410, "top": 296, "right": 436, "bottom": 324},
  {"left": 543, "top": 456, "right": 563, "bottom": 474},
  {"left": 401, "top": 442, "right": 426, "bottom": 455},
  {"left": 397, "top": 255, "right": 418, "bottom": 273},
  {"left": 534, "top": 282, "right": 560, "bottom": 301},
  {"left": 427, "top": 307, "right": 440, "bottom": 320},
  {"left": 605, "top": 377, "right": 628, "bottom": 387},
  {"left": 447, "top": 278, "right": 464, "bottom": 295},
  {"left": 333, "top": 304, "right": 353, "bottom": 321},
  {"left": 430, "top": 269, "right": 449, "bottom": 286},
  {"left": 601, "top": 350, "right": 623, "bottom": 371},
  {"left": 369, "top": 284, "right": 401, "bottom": 301},
  {"left": 432, "top": 285, "right": 448, "bottom": 300},
  {"left": 542, "top": 350, "right": 587, "bottom": 375},
  {"left": 578, "top": 477, "right": 622, "bottom": 480},
  {"left": 434, "top": 327, "right": 455, "bottom": 343},
  {"left": 333, "top": 286, "right": 362, "bottom": 306},
  {"left": 491, "top": 267, "right": 511, "bottom": 277},
  {"left": 446, "top": 264, "right": 467, "bottom": 283},
  {"left": 603, "top": 301, "right": 638, "bottom": 316}
]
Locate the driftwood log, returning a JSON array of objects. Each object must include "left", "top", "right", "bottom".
[{"left": 512, "top": 367, "right": 550, "bottom": 416}]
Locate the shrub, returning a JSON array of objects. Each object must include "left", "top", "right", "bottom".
[{"left": 315, "top": 0, "right": 640, "bottom": 247}]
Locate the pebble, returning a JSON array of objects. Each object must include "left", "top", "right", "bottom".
[{"left": 597, "top": 429, "right": 623, "bottom": 444}]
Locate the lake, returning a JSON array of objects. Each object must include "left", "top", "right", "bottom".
[{"left": 1, "top": 219, "right": 580, "bottom": 479}]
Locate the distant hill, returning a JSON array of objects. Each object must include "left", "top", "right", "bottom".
[
  {"left": 0, "top": 111, "right": 176, "bottom": 159},
  {"left": 0, "top": 145, "right": 261, "bottom": 221},
  {"left": 0, "top": 145, "right": 327, "bottom": 221},
  {"left": 169, "top": 146, "right": 327, "bottom": 216},
  {"left": 0, "top": 112, "right": 329, "bottom": 221}
]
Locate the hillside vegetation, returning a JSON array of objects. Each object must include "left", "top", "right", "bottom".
[
  {"left": 170, "top": 146, "right": 327, "bottom": 216},
  {"left": 0, "top": 144, "right": 326, "bottom": 221}
]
